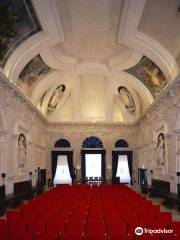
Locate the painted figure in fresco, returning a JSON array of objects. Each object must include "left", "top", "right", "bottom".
[
  {"left": 18, "top": 134, "right": 26, "bottom": 171},
  {"left": 47, "top": 84, "right": 66, "bottom": 113},
  {"left": 124, "top": 56, "right": 167, "bottom": 97},
  {"left": 19, "top": 55, "right": 50, "bottom": 86},
  {"left": 118, "top": 86, "right": 136, "bottom": 113},
  {"left": 143, "top": 64, "right": 166, "bottom": 94},
  {"left": 157, "top": 133, "right": 165, "bottom": 167}
]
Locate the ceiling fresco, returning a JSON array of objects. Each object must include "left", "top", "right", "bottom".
[
  {"left": 124, "top": 56, "right": 167, "bottom": 98},
  {"left": 0, "top": 0, "right": 41, "bottom": 67},
  {"left": 19, "top": 55, "right": 51, "bottom": 86}
]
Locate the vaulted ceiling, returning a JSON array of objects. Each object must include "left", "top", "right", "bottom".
[{"left": 0, "top": 0, "right": 180, "bottom": 123}]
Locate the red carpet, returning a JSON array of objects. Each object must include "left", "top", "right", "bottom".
[{"left": 0, "top": 184, "right": 180, "bottom": 240}]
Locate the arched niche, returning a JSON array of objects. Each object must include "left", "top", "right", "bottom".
[
  {"left": 82, "top": 136, "right": 103, "bottom": 149},
  {"left": 115, "top": 139, "right": 129, "bottom": 148},
  {"left": 54, "top": 138, "right": 71, "bottom": 148}
]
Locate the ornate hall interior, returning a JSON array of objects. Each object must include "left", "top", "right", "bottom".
[{"left": 0, "top": 0, "right": 180, "bottom": 239}]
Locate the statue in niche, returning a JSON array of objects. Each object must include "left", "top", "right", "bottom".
[
  {"left": 156, "top": 133, "right": 165, "bottom": 174},
  {"left": 117, "top": 86, "right": 136, "bottom": 113},
  {"left": 18, "top": 133, "right": 27, "bottom": 171},
  {"left": 47, "top": 84, "right": 66, "bottom": 114}
]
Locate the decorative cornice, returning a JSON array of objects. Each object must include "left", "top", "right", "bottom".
[{"left": 0, "top": 71, "right": 47, "bottom": 124}]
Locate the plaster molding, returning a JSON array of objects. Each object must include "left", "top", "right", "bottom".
[{"left": 118, "top": 0, "right": 179, "bottom": 82}]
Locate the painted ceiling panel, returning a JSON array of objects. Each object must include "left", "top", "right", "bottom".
[
  {"left": 124, "top": 56, "right": 167, "bottom": 98},
  {"left": 0, "top": 0, "right": 41, "bottom": 67},
  {"left": 19, "top": 55, "right": 51, "bottom": 86}
]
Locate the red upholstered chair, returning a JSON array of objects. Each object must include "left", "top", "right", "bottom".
[
  {"left": 159, "top": 235, "right": 180, "bottom": 240},
  {"left": 12, "top": 232, "right": 34, "bottom": 240},
  {"left": 0, "top": 219, "right": 8, "bottom": 240},
  {"left": 86, "top": 235, "right": 107, "bottom": 240},
  {"left": 35, "top": 232, "right": 57, "bottom": 240},
  {"left": 9, "top": 220, "right": 27, "bottom": 237},
  {"left": 60, "top": 233, "right": 85, "bottom": 240},
  {"left": 27, "top": 220, "right": 46, "bottom": 234},
  {"left": 86, "top": 222, "right": 107, "bottom": 240},
  {"left": 106, "top": 222, "right": 126, "bottom": 238},
  {"left": 66, "top": 221, "right": 85, "bottom": 235},
  {"left": 108, "top": 235, "right": 132, "bottom": 240},
  {"left": 171, "top": 221, "right": 180, "bottom": 236},
  {"left": 47, "top": 220, "right": 66, "bottom": 235},
  {"left": 155, "top": 212, "right": 172, "bottom": 224},
  {"left": 6, "top": 210, "right": 21, "bottom": 223},
  {"left": 134, "top": 234, "right": 160, "bottom": 240},
  {"left": 139, "top": 213, "right": 156, "bottom": 222}
]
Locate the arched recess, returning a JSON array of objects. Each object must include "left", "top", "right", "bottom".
[
  {"left": 82, "top": 136, "right": 103, "bottom": 149},
  {"left": 54, "top": 138, "right": 71, "bottom": 148},
  {"left": 51, "top": 137, "right": 74, "bottom": 184},
  {"left": 81, "top": 136, "right": 106, "bottom": 181},
  {"left": 112, "top": 137, "right": 132, "bottom": 184},
  {"left": 115, "top": 139, "right": 129, "bottom": 148},
  {"left": 13, "top": 120, "right": 30, "bottom": 141}
]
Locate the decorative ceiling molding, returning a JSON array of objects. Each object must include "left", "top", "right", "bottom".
[
  {"left": 4, "top": 32, "right": 51, "bottom": 81},
  {"left": 118, "top": 0, "right": 179, "bottom": 82}
]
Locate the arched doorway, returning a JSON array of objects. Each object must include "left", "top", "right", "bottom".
[
  {"left": 51, "top": 138, "right": 74, "bottom": 184},
  {"left": 112, "top": 139, "right": 133, "bottom": 184},
  {"left": 81, "top": 136, "right": 106, "bottom": 182}
]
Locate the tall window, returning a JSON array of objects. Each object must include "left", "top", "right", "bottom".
[
  {"left": 116, "top": 155, "right": 131, "bottom": 183},
  {"left": 85, "top": 154, "right": 102, "bottom": 178}
]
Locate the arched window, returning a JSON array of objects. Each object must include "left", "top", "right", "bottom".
[
  {"left": 54, "top": 138, "right": 71, "bottom": 148},
  {"left": 82, "top": 136, "right": 103, "bottom": 148},
  {"left": 115, "top": 139, "right": 129, "bottom": 148}
]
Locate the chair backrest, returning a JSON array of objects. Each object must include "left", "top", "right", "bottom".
[{"left": 86, "top": 222, "right": 106, "bottom": 234}]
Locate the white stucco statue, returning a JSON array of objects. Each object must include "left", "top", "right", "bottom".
[
  {"left": 18, "top": 134, "right": 26, "bottom": 171},
  {"left": 47, "top": 84, "right": 66, "bottom": 114},
  {"left": 118, "top": 86, "right": 136, "bottom": 113},
  {"left": 156, "top": 133, "right": 165, "bottom": 175}
]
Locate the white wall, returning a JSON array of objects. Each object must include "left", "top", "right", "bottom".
[
  {"left": 137, "top": 74, "right": 180, "bottom": 193},
  {"left": 0, "top": 73, "right": 47, "bottom": 194}
]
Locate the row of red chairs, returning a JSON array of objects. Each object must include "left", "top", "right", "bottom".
[{"left": 0, "top": 184, "right": 179, "bottom": 240}]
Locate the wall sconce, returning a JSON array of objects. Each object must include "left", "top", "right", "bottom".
[{"left": 2, "top": 173, "right": 6, "bottom": 186}]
